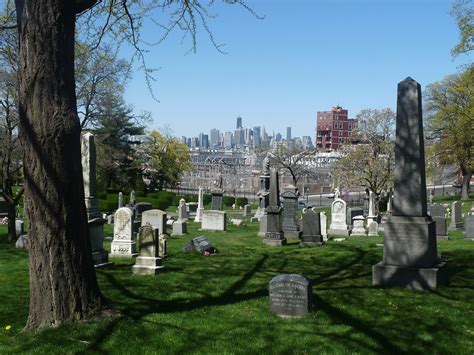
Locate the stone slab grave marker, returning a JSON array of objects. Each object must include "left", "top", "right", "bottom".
[
  {"left": 182, "top": 236, "right": 217, "bottom": 255},
  {"left": 201, "top": 210, "right": 226, "bottom": 231},
  {"left": 253, "top": 161, "right": 271, "bottom": 223},
  {"left": 373, "top": 77, "right": 447, "bottom": 290},
  {"left": 299, "top": 208, "right": 324, "bottom": 246},
  {"left": 194, "top": 187, "right": 204, "bottom": 223},
  {"left": 350, "top": 215, "right": 367, "bottom": 236},
  {"left": 328, "top": 190, "right": 349, "bottom": 236},
  {"left": 346, "top": 207, "right": 364, "bottom": 229},
  {"left": 142, "top": 209, "right": 167, "bottom": 235},
  {"left": 449, "top": 201, "right": 463, "bottom": 230},
  {"left": 320, "top": 212, "right": 328, "bottom": 241},
  {"left": 428, "top": 204, "right": 448, "bottom": 240},
  {"left": 132, "top": 225, "right": 164, "bottom": 275},
  {"left": 81, "top": 132, "right": 111, "bottom": 267},
  {"left": 281, "top": 184, "right": 302, "bottom": 240},
  {"left": 172, "top": 199, "right": 188, "bottom": 236},
  {"left": 262, "top": 168, "right": 286, "bottom": 246},
  {"left": 111, "top": 207, "right": 137, "bottom": 257},
  {"left": 465, "top": 215, "right": 474, "bottom": 241},
  {"left": 269, "top": 274, "right": 312, "bottom": 317},
  {"left": 367, "top": 220, "right": 379, "bottom": 236},
  {"left": 243, "top": 204, "right": 252, "bottom": 217},
  {"left": 15, "top": 219, "right": 24, "bottom": 237}
]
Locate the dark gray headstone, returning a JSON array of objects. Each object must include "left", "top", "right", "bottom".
[
  {"left": 182, "top": 236, "right": 217, "bottom": 255},
  {"left": 269, "top": 274, "right": 312, "bottom": 317},
  {"left": 465, "top": 215, "right": 474, "bottom": 240},
  {"left": 211, "top": 192, "right": 223, "bottom": 211},
  {"left": 281, "top": 185, "right": 302, "bottom": 240},
  {"left": 262, "top": 169, "right": 286, "bottom": 246},
  {"left": 428, "top": 204, "right": 446, "bottom": 218},
  {"left": 300, "top": 208, "right": 323, "bottom": 246},
  {"left": 449, "top": 201, "right": 463, "bottom": 230},
  {"left": 347, "top": 207, "right": 364, "bottom": 226}
]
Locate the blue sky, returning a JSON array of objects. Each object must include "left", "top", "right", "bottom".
[{"left": 124, "top": 0, "right": 470, "bottom": 138}]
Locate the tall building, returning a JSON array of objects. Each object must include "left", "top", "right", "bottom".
[
  {"left": 224, "top": 132, "right": 233, "bottom": 149},
  {"left": 181, "top": 136, "right": 187, "bottom": 146},
  {"left": 236, "top": 116, "right": 242, "bottom": 129},
  {"left": 286, "top": 127, "right": 291, "bottom": 141},
  {"left": 244, "top": 128, "right": 253, "bottom": 146},
  {"left": 234, "top": 128, "right": 245, "bottom": 148},
  {"left": 275, "top": 132, "right": 282, "bottom": 142},
  {"left": 253, "top": 126, "right": 261, "bottom": 147},
  {"left": 201, "top": 134, "right": 209, "bottom": 149},
  {"left": 315, "top": 106, "right": 357, "bottom": 151},
  {"left": 302, "top": 136, "right": 314, "bottom": 150},
  {"left": 210, "top": 128, "right": 220, "bottom": 148}
]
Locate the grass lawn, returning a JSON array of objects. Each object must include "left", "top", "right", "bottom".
[{"left": 0, "top": 198, "right": 473, "bottom": 353}]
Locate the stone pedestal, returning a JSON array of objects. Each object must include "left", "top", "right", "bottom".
[
  {"left": 89, "top": 216, "right": 112, "bottom": 267},
  {"left": 262, "top": 169, "right": 286, "bottom": 247},
  {"left": 281, "top": 185, "right": 302, "bottom": 240},
  {"left": 132, "top": 226, "right": 164, "bottom": 275},
  {"left": 211, "top": 190, "right": 223, "bottom": 211},
  {"left": 350, "top": 216, "right": 366, "bottom": 236}
]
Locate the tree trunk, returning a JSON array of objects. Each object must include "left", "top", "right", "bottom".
[
  {"left": 16, "top": 0, "right": 103, "bottom": 329},
  {"left": 7, "top": 205, "right": 16, "bottom": 242}
]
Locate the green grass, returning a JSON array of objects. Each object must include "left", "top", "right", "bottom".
[{"left": 1, "top": 199, "right": 474, "bottom": 353}]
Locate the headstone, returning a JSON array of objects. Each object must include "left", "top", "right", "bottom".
[
  {"left": 182, "top": 236, "right": 217, "bottom": 255},
  {"left": 281, "top": 185, "right": 302, "bottom": 240},
  {"left": 118, "top": 192, "right": 123, "bottom": 208},
  {"left": 133, "top": 202, "right": 152, "bottom": 233},
  {"left": 201, "top": 210, "right": 226, "bottom": 231},
  {"left": 253, "top": 174, "right": 270, "bottom": 223},
  {"left": 367, "top": 190, "right": 377, "bottom": 224},
  {"left": 187, "top": 202, "right": 198, "bottom": 216},
  {"left": 142, "top": 209, "right": 167, "bottom": 235},
  {"left": 211, "top": 191, "right": 223, "bottom": 211},
  {"left": 194, "top": 187, "right": 204, "bottom": 223},
  {"left": 269, "top": 274, "right": 312, "bottom": 317},
  {"left": 328, "top": 197, "right": 349, "bottom": 236},
  {"left": 130, "top": 190, "right": 136, "bottom": 206},
  {"left": 111, "top": 207, "right": 137, "bottom": 257},
  {"left": 367, "top": 220, "right": 379, "bottom": 237},
  {"left": 132, "top": 226, "right": 164, "bottom": 275},
  {"left": 178, "top": 199, "right": 189, "bottom": 220},
  {"left": 465, "top": 215, "right": 474, "bottom": 240},
  {"left": 243, "top": 204, "right": 252, "bottom": 217},
  {"left": 428, "top": 204, "right": 448, "bottom": 240},
  {"left": 350, "top": 216, "right": 367, "bottom": 236},
  {"left": 299, "top": 208, "right": 323, "bottom": 246},
  {"left": 320, "top": 212, "right": 328, "bottom": 242},
  {"left": 448, "top": 201, "right": 463, "bottom": 230},
  {"left": 373, "top": 77, "right": 446, "bottom": 290},
  {"left": 81, "top": 132, "right": 111, "bottom": 267},
  {"left": 346, "top": 207, "right": 364, "bottom": 228},
  {"left": 172, "top": 219, "right": 187, "bottom": 236},
  {"left": 107, "top": 214, "right": 114, "bottom": 225},
  {"left": 262, "top": 168, "right": 286, "bottom": 246},
  {"left": 231, "top": 218, "right": 245, "bottom": 226},
  {"left": 15, "top": 219, "right": 24, "bottom": 237}
]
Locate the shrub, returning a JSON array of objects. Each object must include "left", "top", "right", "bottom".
[
  {"left": 203, "top": 194, "right": 212, "bottom": 205},
  {"left": 223, "top": 195, "right": 235, "bottom": 207},
  {"left": 98, "top": 192, "right": 107, "bottom": 200},
  {"left": 99, "top": 199, "right": 116, "bottom": 213},
  {"left": 236, "top": 197, "right": 248, "bottom": 207}
]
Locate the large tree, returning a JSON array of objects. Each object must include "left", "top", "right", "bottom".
[
  {"left": 269, "top": 145, "right": 318, "bottom": 187},
  {"left": 332, "top": 108, "right": 395, "bottom": 202},
  {"left": 451, "top": 0, "right": 474, "bottom": 57},
  {"left": 424, "top": 66, "right": 474, "bottom": 200},
  {"left": 7, "top": 0, "right": 257, "bottom": 329}
]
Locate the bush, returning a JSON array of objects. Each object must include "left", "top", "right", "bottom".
[
  {"left": 236, "top": 197, "right": 248, "bottom": 207},
  {"left": 98, "top": 192, "right": 107, "bottom": 200},
  {"left": 99, "top": 198, "right": 116, "bottom": 213},
  {"left": 203, "top": 194, "right": 212, "bottom": 205},
  {"left": 223, "top": 195, "right": 235, "bottom": 207}
]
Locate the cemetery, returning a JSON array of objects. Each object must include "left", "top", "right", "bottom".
[{"left": 0, "top": 0, "right": 472, "bottom": 353}]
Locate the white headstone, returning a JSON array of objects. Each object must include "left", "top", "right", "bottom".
[
  {"left": 178, "top": 198, "right": 188, "bottom": 221},
  {"left": 201, "top": 210, "right": 227, "bottom": 231},
  {"left": 320, "top": 212, "right": 328, "bottom": 241},
  {"left": 351, "top": 216, "right": 367, "bottom": 236},
  {"left": 111, "top": 207, "right": 137, "bottom": 257},
  {"left": 142, "top": 209, "right": 167, "bottom": 235},
  {"left": 328, "top": 198, "right": 349, "bottom": 236},
  {"left": 194, "top": 187, "right": 204, "bottom": 223}
]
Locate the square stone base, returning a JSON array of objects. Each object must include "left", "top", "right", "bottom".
[
  {"left": 263, "top": 238, "right": 287, "bottom": 246},
  {"left": 372, "top": 261, "right": 447, "bottom": 290},
  {"left": 132, "top": 256, "right": 164, "bottom": 275}
]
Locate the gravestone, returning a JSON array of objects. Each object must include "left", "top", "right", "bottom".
[
  {"left": 81, "top": 132, "right": 111, "bottom": 267},
  {"left": 373, "top": 77, "right": 446, "bottom": 290},
  {"left": 118, "top": 192, "right": 123, "bottom": 208},
  {"left": 465, "top": 215, "right": 474, "bottom": 240},
  {"left": 211, "top": 191, "right": 223, "bottom": 211},
  {"left": 262, "top": 168, "right": 286, "bottom": 246},
  {"left": 178, "top": 199, "right": 188, "bottom": 220},
  {"left": 448, "top": 201, "right": 463, "bottom": 230},
  {"left": 243, "top": 204, "right": 252, "bottom": 217},
  {"left": 133, "top": 202, "right": 152, "bottom": 234},
  {"left": 281, "top": 185, "right": 302, "bottom": 240},
  {"left": 428, "top": 204, "right": 448, "bottom": 240},
  {"left": 350, "top": 216, "right": 367, "bottom": 236},
  {"left": 142, "top": 209, "right": 167, "bottom": 235},
  {"left": 269, "top": 274, "right": 312, "bottom": 317},
  {"left": 253, "top": 170, "right": 271, "bottom": 223},
  {"left": 346, "top": 207, "right": 364, "bottom": 228},
  {"left": 328, "top": 197, "right": 349, "bottom": 236},
  {"left": 15, "top": 219, "right": 24, "bottom": 237},
  {"left": 367, "top": 190, "right": 377, "bottom": 224},
  {"left": 187, "top": 202, "right": 198, "bottom": 217},
  {"left": 111, "top": 207, "right": 137, "bottom": 257},
  {"left": 182, "top": 236, "right": 217, "bottom": 255},
  {"left": 320, "top": 212, "right": 328, "bottom": 241},
  {"left": 367, "top": 220, "right": 379, "bottom": 237},
  {"left": 299, "top": 208, "right": 323, "bottom": 246},
  {"left": 194, "top": 187, "right": 204, "bottom": 223},
  {"left": 201, "top": 210, "right": 226, "bottom": 231},
  {"left": 129, "top": 190, "right": 136, "bottom": 206},
  {"left": 172, "top": 199, "right": 188, "bottom": 236},
  {"left": 132, "top": 226, "right": 164, "bottom": 275}
]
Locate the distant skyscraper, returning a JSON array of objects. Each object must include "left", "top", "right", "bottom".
[
  {"left": 198, "top": 132, "right": 205, "bottom": 148},
  {"left": 210, "top": 128, "right": 220, "bottom": 148},
  {"left": 253, "top": 126, "right": 261, "bottom": 147},
  {"left": 201, "top": 134, "right": 209, "bottom": 149},
  {"left": 244, "top": 128, "right": 253, "bottom": 146},
  {"left": 186, "top": 138, "right": 191, "bottom": 147},
  {"left": 275, "top": 133, "right": 282, "bottom": 142},
  {"left": 224, "top": 132, "right": 233, "bottom": 149},
  {"left": 181, "top": 136, "right": 187, "bottom": 145},
  {"left": 236, "top": 116, "right": 242, "bottom": 129},
  {"left": 234, "top": 128, "right": 245, "bottom": 148},
  {"left": 302, "top": 136, "right": 314, "bottom": 150},
  {"left": 191, "top": 137, "right": 199, "bottom": 148},
  {"left": 286, "top": 127, "right": 291, "bottom": 141}
]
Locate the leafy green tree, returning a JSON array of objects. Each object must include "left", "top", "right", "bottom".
[
  {"left": 451, "top": 0, "right": 474, "bottom": 57},
  {"left": 425, "top": 66, "right": 474, "bottom": 199},
  {"left": 332, "top": 108, "right": 395, "bottom": 206},
  {"left": 93, "top": 92, "right": 146, "bottom": 192},
  {"left": 140, "top": 130, "right": 192, "bottom": 191}
]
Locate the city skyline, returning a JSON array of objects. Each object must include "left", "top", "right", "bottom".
[{"left": 122, "top": 1, "right": 469, "bottom": 138}]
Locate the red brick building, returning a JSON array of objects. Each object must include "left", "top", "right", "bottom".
[{"left": 315, "top": 106, "right": 357, "bottom": 151}]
